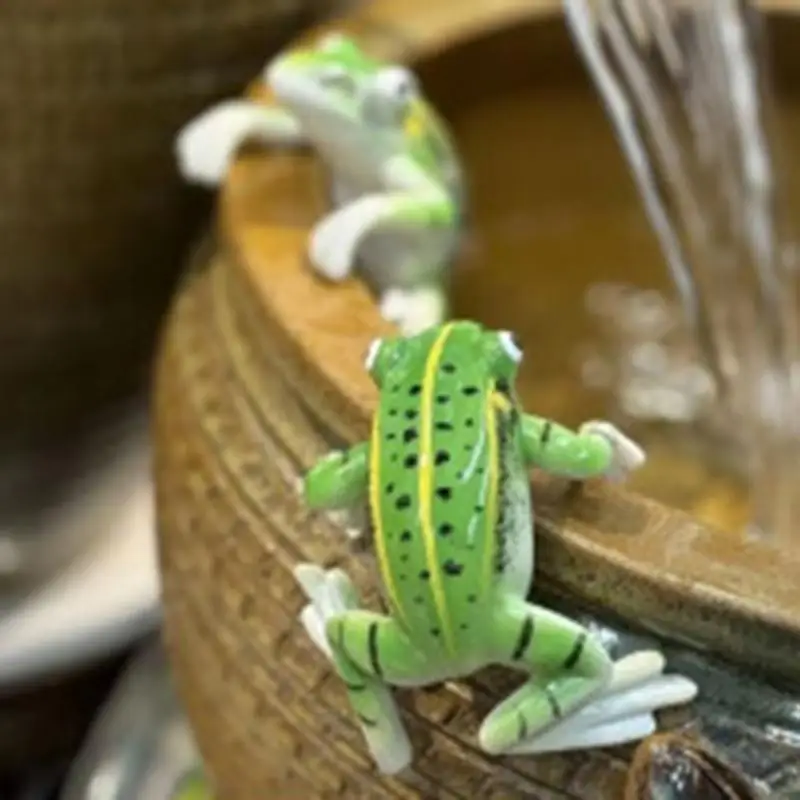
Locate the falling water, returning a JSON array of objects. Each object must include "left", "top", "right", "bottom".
[{"left": 563, "top": 0, "right": 800, "bottom": 542}]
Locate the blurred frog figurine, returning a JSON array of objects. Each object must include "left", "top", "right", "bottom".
[
  {"left": 176, "top": 33, "right": 463, "bottom": 336},
  {"left": 172, "top": 770, "right": 215, "bottom": 800},
  {"left": 293, "top": 320, "right": 698, "bottom": 774}
]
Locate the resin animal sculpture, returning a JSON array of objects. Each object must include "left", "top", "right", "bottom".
[
  {"left": 176, "top": 33, "right": 463, "bottom": 336},
  {"left": 293, "top": 320, "right": 699, "bottom": 774}
]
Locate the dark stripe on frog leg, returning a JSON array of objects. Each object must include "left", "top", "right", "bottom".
[
  {"left": 357, "top": 712, "right": 378, "bottom": 728},
  {"left": 516, "top": 711, "right": 529, "bottom": 743},
  {"left": 562, "top": 632, "right": 587, "bottom": 670},
  {"left": 368, "top": 621, "right": 383, "bottom": 678},
  {"left": 511, "top": 616, "right": 535, "bottom": 661},
  {"left": 544, "top": 687, "right": 563, "bottom": 720},
  {"left": 331, "top": 620, "right": 369, "bottom": 693},
  {"left": 334, "top": 619, "right": 347, "bottom": 653},
  {"left": 333, "top": 619, "right": 365, "bottom": 685},
  {"left": 540, "top": 421, "right": 553, "bottom": 445}
]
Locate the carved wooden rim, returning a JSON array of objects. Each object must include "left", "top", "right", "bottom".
[{"left": 219, "top": 0, "right": 800, "bottom": 682}]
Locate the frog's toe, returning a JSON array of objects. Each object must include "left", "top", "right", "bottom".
[
  {"left": 397, "top": 287, "right": 446, "bottom": 335},
  {"left": 479, "top": 716, "right": 522, "bottom": 756},
  {"left": 293, "top": 563, "right": 328, "bottom": 601},
  {"left": 310, "top": 245, "right": 352, "bottom": 281},
  {"left": 299, "top": 603, "right": 333, "bottom": 659},
  {"left": 309, "top": 220, "right": 356, "bottom": 281},
  {"left": 325, "top": 567, "right": 361, "bottom": 612},
  {"left": 517, "top": 712, "right": 657, "bottom": 755},
  {"left": 369, "top": 728, "right": 413, "bottom": 776},
  {"left": 478, "top": 706, "right": 551, "bottom": 756},
  {"left": 379, "top": 288, "right": 409, "bottom": 323},
  {"left": 175, "top": 101, "right": 259, "bottom": 185},
  {"left": 607, "top": 650, "right": 665, "bottom": 693}
]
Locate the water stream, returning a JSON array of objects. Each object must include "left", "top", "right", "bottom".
[{"left": 563, "top": 0, "right": 800, "bottom": 542}]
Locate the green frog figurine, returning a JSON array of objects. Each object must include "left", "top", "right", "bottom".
[
  {"left": 294, "top": 321, "right": 698, "bottom": 774},
  {"left": 176, "top": 33, "right": 462, "bottom": 336}
]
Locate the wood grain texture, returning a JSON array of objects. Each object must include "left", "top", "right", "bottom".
[{"left": 154, "top": 1, "right": 800, "bottom": 796}]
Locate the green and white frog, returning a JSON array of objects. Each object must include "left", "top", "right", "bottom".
[
  {"left": 294, "top": 320, "right": 698, "bottom": 774},
  {"left": 176, "top": 34, "right": 463, "bottom": 336}
]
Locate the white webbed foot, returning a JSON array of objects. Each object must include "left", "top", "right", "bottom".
[
  {"left": 578, "top": 420, "right": 646, "bottom": 482},
  {"left": 309, "top": 197, "right": 394, "bottom": 282},
  {"left": 175, "top": 100, "right": 302, "bottom": 186},
  {"left": 293, "top": 563, "right": 357, "bottom": 658},
  {"left": 379, "top": 287, "right": 446, "bottom": 335},
  {"left": 292, "top": 564, "right": 413, "bottom": 775},
  {"left": 506, "top": 650, "right": 698, "bottom": 756},
  {"left": 378, "top": 288, "right": 410, "bottom": 325},
  {"left": 176, "top": 100, "right": 263, "bottom": 186}
]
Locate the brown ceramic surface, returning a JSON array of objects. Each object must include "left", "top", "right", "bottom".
[
  {"left": 156, "top": 248, "right": 800, "bottom": 799},
  {"left": 154, "top": 1, "right": 800, "bottom": 797}
]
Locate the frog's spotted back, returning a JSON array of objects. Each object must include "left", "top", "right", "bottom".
[
  {"left": 369, "top": 322, "right": 516, "bottom": 654},
  {"left": 292, "top": 310, "right": 689, "bottom": 773}
]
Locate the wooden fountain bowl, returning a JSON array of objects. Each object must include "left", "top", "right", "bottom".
[{"left": 154, "top": 1, "right": 800, "bottom": 796}]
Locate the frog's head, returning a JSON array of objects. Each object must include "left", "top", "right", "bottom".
[
  {"left": 265, "top": 33, "right": 423, "bottom": 143},
  {"left": 364, "top": 321, "right": 524, "bottom": 389}
]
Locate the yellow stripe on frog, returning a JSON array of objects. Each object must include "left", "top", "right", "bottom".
[
  {"left": 480, "top": 388, "right": 506, "bottom": 597},
  {"left": 404, "top": 99, "right": 427, "bottom": 140},
  {"left": 419, "top": 323, "right": 458, "bottom": 653},
  {"left": 370, "top": 412, "right": 409, "bottom": 626},
  {"left": 491, "top": 391, "right": 512, "bottom": 414}
]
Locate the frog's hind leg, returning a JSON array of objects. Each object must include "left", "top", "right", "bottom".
[
  {"left": 326, "top": 611, "right": 432, "bottom": 775},
  {"left": 478, "top": 599, "right": 613, "bottom": 755}
]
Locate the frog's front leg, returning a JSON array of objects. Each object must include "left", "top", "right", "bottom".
[
  {"left": 303, "top": 442, "right": 369, "bottom": 511},
  {"left": 521, "top": 414, "right": 645, "bottom": 481},
  {"left": 175, "top": 100, "right": 305, "bottom": 186},
  {"left": 309, "top": 155, "right": 455, "bottom": 282},
  {"left": 478, "top": 598, "right": 613, "bottom": 755}
]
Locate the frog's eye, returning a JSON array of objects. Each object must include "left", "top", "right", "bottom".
[
  {"left": 318, "top": 64, "right": 356, "bottom": 93},
  {"left": 498, "top": 330, "right": 523, "bottom": 364},
  {"left": 372, "top": 66, "right": 418, "bottom": 103},
  {"left": 364, "top": 338, "right": 383, "bottom": 373},
  {"left": 364, "top": 337, "right": 404, "bottom": 387}
]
